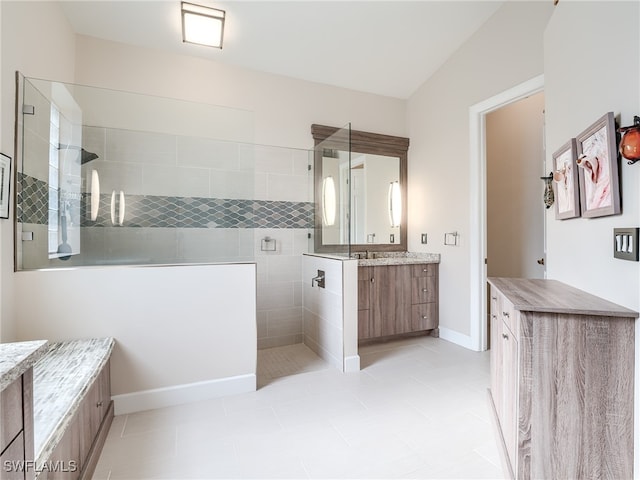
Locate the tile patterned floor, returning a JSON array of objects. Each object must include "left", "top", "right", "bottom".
[{"left": 94, "top": 337, "right": 505, "bottom": 479}]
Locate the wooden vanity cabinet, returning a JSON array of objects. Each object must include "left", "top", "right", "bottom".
[
  {"left": 1, "top": 368, "right": 34, "bottom": 480},
  {"left": 489, "top": 286, "right": 518, "bottom": 468},
  {"left": 43, "top": 360, "right": 113, "bottom": 480},
  {"left": 358, "top": 263, "right": 438, "bottom": 341},
  {"left": 488, "top": 278, "right": 637, "bottom": 480}
]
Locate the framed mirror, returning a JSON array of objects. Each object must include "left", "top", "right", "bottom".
[{"left": 311, "top": 124, "right": 409, "bottom": 254}]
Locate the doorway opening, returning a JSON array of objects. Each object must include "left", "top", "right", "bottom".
[{"left": 469, "top": 75, "right": 545, "bottom": 351}]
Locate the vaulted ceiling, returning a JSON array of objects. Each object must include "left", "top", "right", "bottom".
[{"left": 60, "top": 1, "right": 505, "bottom": 99}]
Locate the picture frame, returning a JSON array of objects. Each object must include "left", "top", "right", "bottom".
[
  {"left": 0, "top": 153, "right": 11, "bottom": 219},
  {"left": 575, "top": 112, "right": 620, "bottom": 218},
  {"left": 552, "top": 139, "right": 580, "bottom": 220}
]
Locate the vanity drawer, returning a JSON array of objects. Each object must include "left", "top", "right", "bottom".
[
  {"left": 412, "top": 264, "right": 435, "bottom": 278},
  {"left": 411, "top": 276, "right": 436, "bottom": 304},
  {"left": 358, "top": 266, "right": 372, "bottom": 281},
  {"left": 1, "top": 376, "right": 23, "bottom": 454},
  {"left": 411, "top": 303, "right": 437, "bottom": 331}
]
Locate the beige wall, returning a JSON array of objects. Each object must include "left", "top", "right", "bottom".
[
  {"left": 486, "top": 92, "right": 546, "bottom": 279},
  {"left": 544, "top": 1, "right": 639, "bottom": 311},
  {"left": 407, "top": 1, "right": 553, "bottom": 339}
]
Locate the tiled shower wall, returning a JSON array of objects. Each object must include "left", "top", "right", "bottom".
[{"left": 19, "top": 121, "right": 314, "bottom": 349}]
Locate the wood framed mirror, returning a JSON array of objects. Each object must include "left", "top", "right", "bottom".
[{"left": 311, "top": 124, "right": 409, "bottom": 254}]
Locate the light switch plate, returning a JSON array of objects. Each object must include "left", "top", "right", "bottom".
[{"left": 614, "top": 228, "right": 639, "bottom": 261}]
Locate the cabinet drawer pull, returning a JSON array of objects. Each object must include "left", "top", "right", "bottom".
[
  {"left": 502, "top": 312, "right": 510, "bottom": 318},
  {"left": 502, "top": 334, "right": 509, "bottom": 340},
  {"left": 422, "top": 315, "right": 428, "bottom": 319},
  {"left": 371, "top": 278, "right": 375, "bottom": 283},
  {"left": 491, "top": 296, "right": 497, "bottom": 300},
  {"left": 422, "top": 288, "right": 427, "bottom": 292},
  {"left": 491, "top": 314, "right": 497, "bottom": 319},
  {"left": 97, "top": 401, "right": 103, "bottom": 408}
]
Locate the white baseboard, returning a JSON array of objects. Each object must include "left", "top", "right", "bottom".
[
  {"left": 112, "top": 374, "right": 256, "bottom": 415},
  {"left": 343, "top": 355, "right": 360, "bottom": 373},
  {"left": 438, "top": 327, "right": 474, "bottom": 350}
]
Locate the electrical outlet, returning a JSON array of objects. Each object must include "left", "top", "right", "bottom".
[
  {"left": 421, "top": 233, "right": 428, "bottom": 244},
  {"left": 390, "top": 234, "right": 395, "bottom": 243}
]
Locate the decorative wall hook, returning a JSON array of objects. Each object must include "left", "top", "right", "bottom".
[
  {"left": 540, "top": 172, "right": 554, "bottom": 209},
  {"left": 618, "top": 116, "right": 640, "bottom": 165}
]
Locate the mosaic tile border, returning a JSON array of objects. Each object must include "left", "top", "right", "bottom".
[{"left": 18, "top": 173, "right": 314, "bottom": 229}]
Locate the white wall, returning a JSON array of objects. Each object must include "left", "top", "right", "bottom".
[
  {"left": 487, "top": 92, "right": 546, "bottom": 279},
  {"left": 73, "top": 35, "right": 407, "bottom": 150},
  {"left": 544, "top": 1, "right": 639, "bottom": 311},
  {"left": 1, "top": 1, "right": 77, "bottom": 341},
  {"left": 407, "top": 1, "right": 553, "bottom": 338},
  {"left": 14, "top": 264, "right": 257, "bottom": 412},
  {"left": 302, "top": 254, "right": 359, "bottom": 372}
]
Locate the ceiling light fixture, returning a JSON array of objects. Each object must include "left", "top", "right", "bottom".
[{"left": 181, "top": 2, "right": 225, "bottom": 49}]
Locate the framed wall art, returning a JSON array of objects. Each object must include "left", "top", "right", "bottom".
[
  {"left": 575, "top": 112, "right": 620, "bottom": 218},
  {"left": 552, "top": 139, "right": 580, "bottom": 220},
  {"left": 0, "top": 153, "right": 11, "bottom": 219}
]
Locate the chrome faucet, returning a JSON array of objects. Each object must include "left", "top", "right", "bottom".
[{"left": 311, "top": 270, "right": 325, "bottom": 288}]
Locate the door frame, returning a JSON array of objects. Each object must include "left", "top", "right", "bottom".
[{"left": 468, "top": 74, "right": 545, "bottom": 352}]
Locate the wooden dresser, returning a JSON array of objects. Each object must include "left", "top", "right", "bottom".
[{"left": 488, "top": 277, "right": 637, "bottom": 480}]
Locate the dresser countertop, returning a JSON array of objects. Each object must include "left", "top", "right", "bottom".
[
  {"left": 0, "top": 339, "right": 49, "bottom": 391},
  {"left": 33, "top": 337, "right": 115, "bottom": 464},
  {"left": 357, "top": 252, "right": 440, "bottom": 267},
  {"left": 488, "top": 277, "right": 639, "bottom": 318}
]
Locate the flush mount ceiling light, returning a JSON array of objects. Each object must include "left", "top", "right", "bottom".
[{"left": 181, "top": 2, "right": 225, "bottom": 48}]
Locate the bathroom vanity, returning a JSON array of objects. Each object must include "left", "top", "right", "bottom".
[
  {"left": 357, "top": 253, "right": 439, "bottom": 341},
  {"left": 0, "top": 338, "right": 113, "bottom": 480},
  {"left": 488, "top": 277, "right": 637, "bottom": 480},
  {"left": 0, "top": 340, "right": 48, "bottom": 480}
]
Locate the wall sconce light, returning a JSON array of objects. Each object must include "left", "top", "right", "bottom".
[
  {"left": 322, "top": 176, "right": 336, "bottom": 226},
  {"left": 90, "top": 170, "right": 100, "bottom": 221},
  {"left": 110, "top": 190, "right": 126, "bottom": 226},
  {"left": 619, "top": 116, "right": 640, "bottom": 165},
  {"left": 181, "top": 2, "right": 226, "bottom": 48},
  {"left": 388, "top": 181, "right": 401, "bottom": 227}
]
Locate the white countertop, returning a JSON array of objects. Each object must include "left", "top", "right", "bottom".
[{"left": 0, "top": 340, "right": 49, "bottom": 391}]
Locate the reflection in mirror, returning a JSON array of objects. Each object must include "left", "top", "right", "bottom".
[
  {"left": 312, "top": 124, "right": 409, "bottom": 254},
  {"left": 351, "top": 152, "right": 400, "bottom": 244}
]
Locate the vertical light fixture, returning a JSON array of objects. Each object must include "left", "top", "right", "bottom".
[
  {"left": 388, "top": 181, "right": 401, "bottom": 227},
  {"left": 181, "top": 2, "right": 226, "bottom": 49},
  {"left": 110, "top": 190, "right": 126, "bottom": 226},
  {"left": 110, "top": 190, "right": 116, "bottom": 225},
  {"left": 322, "top": 176, "right": 337, "bottom": 226},
  {"left": 90, "top": 170, "right": 100, "bottom": 221}
]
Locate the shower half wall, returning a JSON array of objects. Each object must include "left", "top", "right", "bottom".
[{"left": 17, "top": 76, "right": 314, "bottom": 350}]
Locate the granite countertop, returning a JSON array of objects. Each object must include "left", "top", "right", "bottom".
[
  {"left": 0, "top": 340, "right": 49, "bottom": 392},
  {"left": 488, "top": 277, "right": 639, "bottom": 318},
  {"left": 357, "top": 252, "right": 441, "bottom": 266},
  {"left": 33, "top": 337, "right": 115, "bottom": 465}
]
